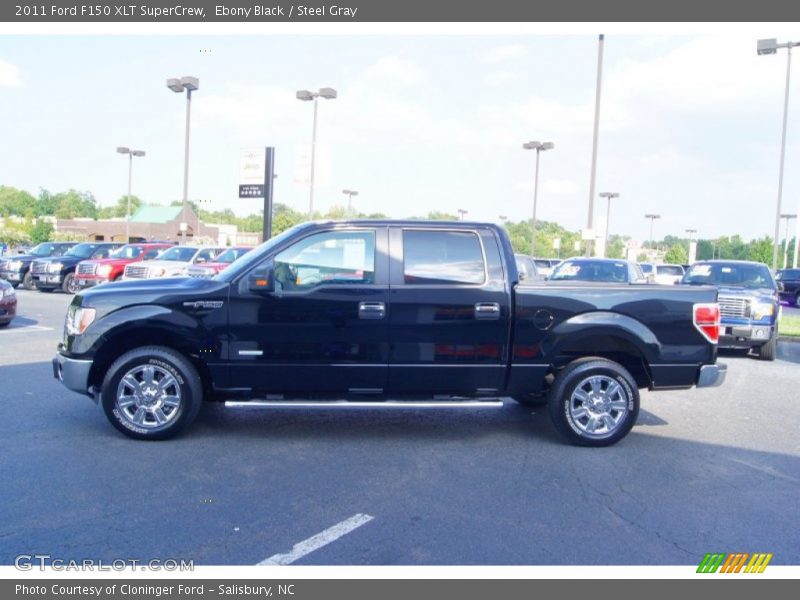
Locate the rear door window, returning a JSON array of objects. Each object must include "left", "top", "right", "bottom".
[{"left": 402, "top": 230, "right": 486, "bottom": 285}]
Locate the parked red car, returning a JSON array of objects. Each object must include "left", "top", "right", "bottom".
[
  {"left": 0, "top": 279, "right": 17, "bottom": 327},
  {"left": 186, "top": 246, "right": 253, "bottom": 278},
  {"left": 75, "top": 243, "right": 173, "bottom": 289}
]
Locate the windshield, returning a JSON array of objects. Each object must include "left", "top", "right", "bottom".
[
  {"left": 217, "top": 225, "right": 306, "bottom": 283},
  {"left": 31, "top": 243, "right": 60, "bottom": 256},
  {"left": 550, "top": 260, "right": 630, "bottom": 283},
  {"left": 65, "top": 243, "right": 100, "bottom": 258},
  {"left": 215, "top": 248, "right": 251, "bottom": 263},
  {"left": 657, "top": 265, "right": 684, "bottom": 276},
  {"left": 110, "top": 245, "right": 143, "bottom": 259},
  {"left": 682, "top": 262, "right": 776, "bottom": 290},
  {"left": 158, "top": 247, "right": 198, "bottom": 262}
]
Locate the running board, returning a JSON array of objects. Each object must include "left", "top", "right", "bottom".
[{"left": 224, "top": 400, "right": 504, "bottom": 410}]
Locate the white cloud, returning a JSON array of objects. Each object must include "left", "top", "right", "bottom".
[
  {"left": 481, "top": 44, "right": 529, "bottom": 64},
  {"left": 0, "top": 59, "right": 21, "bottom": 87},
  {"left": 361, "top": 56, "right": 427, "bottom": 87},
  {"left": 543, "top": 179, "right": 580, "bottom": 194},
  {"left": 483, "top": 70, "right": 518, "bottom": 87}
]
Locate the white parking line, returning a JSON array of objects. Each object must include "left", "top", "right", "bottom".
[
  {"left": 2, "top": 325, "right": 54, "bottom": 332},
  {"left": 256, "top": 513, "right": 374, "bottom": 566}
]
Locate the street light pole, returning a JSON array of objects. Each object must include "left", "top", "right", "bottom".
[
  {"left": 167, "top": 76, "right": 199, "bottom": 244},
  {"left": 780, "top": 213, "right": 797, "bottom": 268},
  {"left": 685, "top": 228, "right": 697, "bottom": 263},
  {"left": 757, "top": 39, "right": 800, "bottom": 269},
  {"left": 116, "top": 147, "right": 145, "bottom": 243},
  {"left": 342, "top": 189, "right": 359, "bottom": 214},
  {"left": 457, "top": 209, "right": 468, "bottom": 221},
  {"left": 586, "top": 34, "right": 605, "bottom": 257},
  {"left": 644, "top": 214, "right": 661, "bottom": 254},
  {"left": 523, "top": 140, "right": 554, "bottom": 258},
  {"left": 599, "top": 192, "right": 619, "bottom": 257},
  {"left": 296, "top": 88, "right": 338, "bottom": 218}
]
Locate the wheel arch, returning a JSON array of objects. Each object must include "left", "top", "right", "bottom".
[
  {"left": 87, "top": 323, "right": 214, "bottom": 396},
  {"left": 542, "top": 312, "right": 659, "bottom": 389}
]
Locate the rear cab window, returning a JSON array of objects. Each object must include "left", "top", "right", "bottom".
[{"left": 402, "top": 230, "right": 486, "bottom": 285}]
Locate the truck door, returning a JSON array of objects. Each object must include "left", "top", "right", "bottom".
[
  {"left": 227, "top": 226, "right": 390, "bottom": 396},
  {"left": 386, "top": 226, "right": 511, "bottom": 396}
]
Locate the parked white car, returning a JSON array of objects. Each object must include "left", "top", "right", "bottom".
[
  {"left": 122, "top": 246, "right": 223, "bottom": 280},
  {"left": 654, "top": 263, "right": 685, "bottom": 285}
]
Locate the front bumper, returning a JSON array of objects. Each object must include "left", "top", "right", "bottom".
[
  {"left": 75, "top": 276, "right": 110, "bottom": 288},
  {"left": 0, "top": 270, "right": 23, "bottom": 282},
  {"left": 719, "top": 324, "right": 774, "bottom": 347},
  {"left": 34, "top": 274, "right": 63, "bottom": 286},
  {"left": 52, "top": 354, "right": 94, "bottom": 399},
  {"left": 697, "top": 363, "right": 727, "bottom": 388}
]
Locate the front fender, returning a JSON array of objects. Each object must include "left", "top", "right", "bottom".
[
  {"left": 63, "top": 304, "right": 208, "bottom": 357},
  {"left": 541, "top": 311, "right": 661, "bottom": 363}
]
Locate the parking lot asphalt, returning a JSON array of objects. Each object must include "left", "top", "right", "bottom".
[{"left": 1, "top": 288, "right": 798, "bottom": 566}]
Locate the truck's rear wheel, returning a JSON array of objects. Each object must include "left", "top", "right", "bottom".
[
  {"left": 101, "top": 346, "right": 203, "bottom": 440},
  {"left": 547, "top": 358, "right": 639, "bottom": 447},
  {"left": 22, "top": 272, "right": 34, "bottom": 290}
]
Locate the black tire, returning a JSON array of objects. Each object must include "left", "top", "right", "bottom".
[
  {"left": 757, "top": 332, "right": 777, "bottom": 361},
  {"left": 10, "top": 282, "right": 19, "bottom": 289},
  {"left": 0, "top": 321, "right": 10, "bottom": 328},
  {"left": 795, "top": 292, "right": 800, "bottom": 308},
  {"left": 101, "top": 346, "right": 203, "bottom": 440},
  {"left": 512, "top": 393, "right": 549, "bottom": 406},
  {"left": 547, "top": 357, "right": 639, "bottom": 447},
  {"left": 62, "top": 273, "right": 79, "bottom": 294},
  {"left": 22, "top": 272, "right": 34, "bottom": 291}
]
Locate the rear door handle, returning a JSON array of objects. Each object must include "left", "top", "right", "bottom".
[
  {"left": 359, "top": 301, "right": 386, "bottom": 320},
  {"left": 474, "top": 302, "right": 501, "bottom": 320}
]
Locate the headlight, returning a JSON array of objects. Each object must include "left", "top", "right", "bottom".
[
  {"left": 97, "top": 264, "right": 113, "bottom": 277},
  {"left": 148, "top": 268, "right": 166, "bottom": 278},
  {"left": 65, "top": 306, "right": 96, "bottom": 336},
  {"left": 2, "top": 286, "right": 15, "bottom": 298},
  {"left": 47, "top": 262, "right": 63, "bottom": 273},
  {"left": 752, "top": 302, "right": 775, "bottom": 320},
  {"left": 7, "top": 260, "right": 22, "bottom": 270}
]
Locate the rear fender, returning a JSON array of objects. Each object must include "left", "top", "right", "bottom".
[{"left": 541, "top": 311, "right": 661, "bottom": 364}]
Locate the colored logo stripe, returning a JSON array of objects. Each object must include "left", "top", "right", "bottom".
[{"left": 697, "top": 552, "right": 772, "bottom": 573}]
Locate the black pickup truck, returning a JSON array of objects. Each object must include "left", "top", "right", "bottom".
[{"left": 53, "top": 221, "right": 726, "bottom": 446}]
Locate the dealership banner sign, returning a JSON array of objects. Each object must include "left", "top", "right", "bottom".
[{"left": 5, "top": 0, "right": 800, "bottom": 21}]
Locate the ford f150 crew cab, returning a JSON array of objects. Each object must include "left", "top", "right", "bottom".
[{"left": 53, "top": 221, "right": 726, "bottom": 446}]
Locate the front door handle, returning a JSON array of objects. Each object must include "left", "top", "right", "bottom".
[
  {"left": 359, "top": 301, "right": 386, "bottom": 320},
  {"left": 474, "top": 302, "right": 501, "bottom": 320}
]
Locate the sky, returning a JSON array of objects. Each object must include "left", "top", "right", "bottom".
[{"left": 1, "top": 31, "right": 800, "bottom": 243}]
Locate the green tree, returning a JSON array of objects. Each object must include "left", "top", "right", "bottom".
[
  {"left": 0, "top": 186, "right": 36, "bottom": 217},
  {"left": 747, "top": 237, "right": 773, "bottom": 265},
  {"left": 664, "top": 244, "right": 688, "bottom": 265},
  {"left": 28, "top": 221, "right": 54, "bottom": 244},
  {"left": 53, "top": 190, "right": 98, "bottom": 219},
  {"left": 98, "top": 195, "right": 143, "bottom": 219}
]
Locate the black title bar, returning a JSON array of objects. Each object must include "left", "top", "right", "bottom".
[{"left": 4, "top": 0, "right": 800, "bottom": 22}]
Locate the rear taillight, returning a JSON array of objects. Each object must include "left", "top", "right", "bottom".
[{"left": 693, "top": 302, "right": 720, "bottom": 344}]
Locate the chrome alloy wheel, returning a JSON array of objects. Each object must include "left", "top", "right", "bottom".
[
  {"left": 115, "top": 364, "right": 182, "bottom": 429},
  {"left": 568, "top": 375, "right": 629, "bottom": 438}
]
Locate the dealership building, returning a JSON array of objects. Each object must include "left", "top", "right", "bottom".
[{"left": 54, "top": 205, "right": 260, "bottom": 246}]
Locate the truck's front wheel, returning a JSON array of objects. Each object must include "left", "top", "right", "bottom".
[
  {"left": 101, "top": 346, "right": 203, "bottom": 440},
  {"left": 547, "top": 358, "right": 639, "bottom": 447}
]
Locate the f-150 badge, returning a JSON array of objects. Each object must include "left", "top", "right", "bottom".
[{"left": 183, "top": 300, "right": 224, "bottom": 309}]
